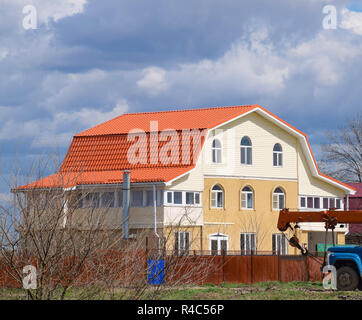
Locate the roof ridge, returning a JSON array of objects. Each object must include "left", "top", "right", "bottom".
[{"left": 123, "top": 104, "right": 256, "bottom": 116}]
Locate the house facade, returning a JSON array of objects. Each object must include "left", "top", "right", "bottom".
[
  {"left": 345, "top": 183, "right": 362, "bottom": 244},
  {"left": 20, "top": 105, "right": 356, "bottom": 255}
]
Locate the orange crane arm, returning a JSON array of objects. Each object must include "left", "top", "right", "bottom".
[{"left": 277, "top": 208, "right": 362, "bottom": 232}]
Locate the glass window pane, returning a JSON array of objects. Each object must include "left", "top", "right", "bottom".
[
  {"left": 241, "top": 148, "right": 246, "bottom": 164},
  {"left": 300, "top": 197, "right": 306, "bottom": 207},
  {"left": 167, "top": 191, "right": 172, "bottom": 204},
  {"left": 195, "top": 193, "right": 200, "bottom": 204},
  {"left": 323, "top": 198, "right": 329, "bottom": 209},
  {"left": 131, "top": 190, "right": 143, "bottom": 207},
  {"left": 279, "top": 194, "right": 284, "bottom": 209},
  {"left": 247, "top": 148, "right": 252, "bottom": 164},
  {"left": 307, "top": 197, "right": 313, "bottom": 208},
  {"left": 273, "top": 153, "right": 278, "bottom": 166},
  {"left": 247, "top": 193, "right": 253, "bottom": 208},
  {"left": 314, "top": 197, "right": 320, "bottom": 209},
  {"left": 174, "top": 192, "right": 182, "bottom": 204},
  {"left": 217, "top": 192, "right": 223, "bottom": 208},
  {"left": 279, "top": 153, "right": 283, "bottom": 166},
  {"left": 101, "top": 192, "right": 115, "bottom": 208},
  {"left": 186, "top": 192, "right": 194, "bottom": 205}
]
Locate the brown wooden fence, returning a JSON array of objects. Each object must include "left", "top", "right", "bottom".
[{"left": 0, "top": 250, "right": 324, "bottom": 288}]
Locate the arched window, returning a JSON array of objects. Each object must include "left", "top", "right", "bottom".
[
  {"left": 241, "top": 186, "right": 254, "bottom": 209},
  {"left": 211, "top": 184, "right": 224, "bottom": 208},
  {"left": 240, "top": 136, "right": 252, "bottom": 165},
  {"left": 273, "top": 143, "right": 283, "bottom": 167},
  {"left": 212, "top": 139, "right": 222, "bottom": 163},
  {"left": 273, "top": 187, "right": 285, "bottom": 210}
]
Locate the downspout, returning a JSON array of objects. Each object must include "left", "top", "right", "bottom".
[
  {"left": 122, "top": 170, "right": 131, "bottom": 239},
  {"left": 153, "top": 184, "right": 160, "bottom": 249}
]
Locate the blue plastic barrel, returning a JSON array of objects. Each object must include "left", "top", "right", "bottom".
[{"left": 147, "top": 259, "right": 165, "bottom": 285}]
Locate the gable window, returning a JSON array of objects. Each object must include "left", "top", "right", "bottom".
[
  {"left": 240, "top": 136, "right": 252, "bottom": 165},
  {"left": 273, "top": 187, "right": 285, "bottom": 210},
  {"left": 272, "top": 233, "right": 288, "bottom": 255},
  {"left": 174, "top": 232, "right": 190, "bottom": 255},
  {"left": 273, "top": 143, "right": 283, "bottom": 167},
  {"left": 241, "top": 186, "right": 254, "bottom": 209},
  {"left": 212, "top": 139, "right": 222, "bottom": 163},
  {"left": 211, "top": 184, "right": 224, "bottom": 209},
  {"left": 240, "top": 233, "right": 256, "bottom": 255}
]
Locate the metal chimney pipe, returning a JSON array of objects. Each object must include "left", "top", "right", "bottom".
[{"left": 122, "top": 170, "right": 131, "bottom": 239}]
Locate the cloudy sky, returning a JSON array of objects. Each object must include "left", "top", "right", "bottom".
[{"left": 0, "top": 0, "right": 362, "bottom": 194}]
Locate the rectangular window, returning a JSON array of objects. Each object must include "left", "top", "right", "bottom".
[
  {"left": 101, "top": 192, "right": 115, "bottom": 208},
  {"left": 195, "top": 193, "right": 200, "bottom": 205},
  {"left": 174, "top": 232, "right": 190, "bottom": 255},
  {"left": 240, "top": 233, "right": 256, "bottom": 255},
  {"left": 84, "top": 192, "right": 100, "bottom": 208},
  {"left": 173, "top": 192, "right": 182, "bottom": 205},
  {"left": 329, "top": 198, "right": 335, "bottom": 209},
  {"left": 166, "top": 191, "right": 173, "bottom": 204},
  {"left": 307, "top": 197, "right": 313, "bottom": 209},
  {"left": 314, "top": 197, "right": 320, "bottom": 209},
  {"left": 336, "top": 198, "right": 341, "bottom": 209},
  {"left": 323, "top": 198, "right": 329, "bottom": 209},
  {"left": 272, "top": 234, "right": 288, "bottom": 255},
  {"left": 300, "top": 197, "right": 306, "bottom": 208},
  {"left": 145, "top": 190, "right": 153, "bottom": 207},
  {"left": 186, "top": 192, "right": 194, "bottom": 205},
  {"left": 131, "top": 190, "right": 143, "bottom": 207}
]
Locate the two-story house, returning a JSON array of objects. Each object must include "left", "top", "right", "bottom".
[{"left": 19, "top": 105, "right": 356, "bottom": 254}]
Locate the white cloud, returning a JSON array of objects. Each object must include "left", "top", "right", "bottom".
[
  {"left": 340, "top": 8, "right": 362, "bottom": 36},
  {"left": 137, "top": 67, "right": 169, "bottom": 95},
  {"left": 0, "top": 100, "right": 129, "bottom": 148}
]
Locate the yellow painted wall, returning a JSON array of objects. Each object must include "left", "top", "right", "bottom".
[{"left": 201, "top": 177, "right": 300, "bottom": 253}]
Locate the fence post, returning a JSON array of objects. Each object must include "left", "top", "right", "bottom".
[
  {"left": 278, "top": 250, "right": 281, "bottom": 282},
  {"left": 145, "top": 237, "right": 149, "bottom": 283},
  {"left": 222, "top": 249, "right": 226, "bottom": 284},
  {"left": 250, "top": 250, "right": 254, "bottom": 284}
]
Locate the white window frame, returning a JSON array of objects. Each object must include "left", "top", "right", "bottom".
[
  {"left": 273, "top": 143, "right": 283, "bottom": 167},
  {"left": 211, "top": 139, "right": 222, "bottom": 163},
  {"left": 241, "top": 186, "right": 254, "bottom": 210},
  {"left": 210, "top": 233, "right": 228, "bottom": 255},
  {"left": 175, "top": 231, "right": 190, "bottom": 255},
  {"left": 272, "top": 233, "right": 288, "bottom": 255},
  {"left": 164, "top": 191, "right": 202, "bottom": 207},
  {"left": 240, "top": 233, "right": 256, "bottom": 254},
  {"left": 272, "top": 188, "right": 285, "bottom": 210},
  {"left": 240, "top": 136, "right": 252, "bottom": 165},
  {"left": 211, "top": 185, "right": 224, "bottom": 209}
]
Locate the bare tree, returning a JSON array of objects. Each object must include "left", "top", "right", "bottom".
[
  {"left": 319, "top": 113, "right": 362, "bottom": 182},
  {"left": 0, "top": 157, "right": 216, "bottom": 300}
]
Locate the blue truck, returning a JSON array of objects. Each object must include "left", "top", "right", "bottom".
[
  {"left": 277, "top": 208, "right": 362, "bottom": 291},
  {"left": 328, "top": 246, "right": 362, "bottom": 291}
]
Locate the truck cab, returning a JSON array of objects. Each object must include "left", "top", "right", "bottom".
[{"left": 328, "top": 246, "right": 362, "bottom": 291}]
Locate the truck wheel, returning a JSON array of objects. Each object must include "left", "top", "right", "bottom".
[{"left": 337, "top": 266, "right": 359, "bottom": 291}]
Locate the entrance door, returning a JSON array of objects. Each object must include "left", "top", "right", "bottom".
[{"left": 210, "top": 233, "right": 228, "bottom": 255}]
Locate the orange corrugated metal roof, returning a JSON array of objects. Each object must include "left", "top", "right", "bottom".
[
  {"left": 16, "top": 104, "right": 355, "bottom": 192},
  {"left": 17, "top": 167, "right": 192, "bottom": 190},
  {"left": 77, "top": 105, "right": 257, "bottom": 136}
]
